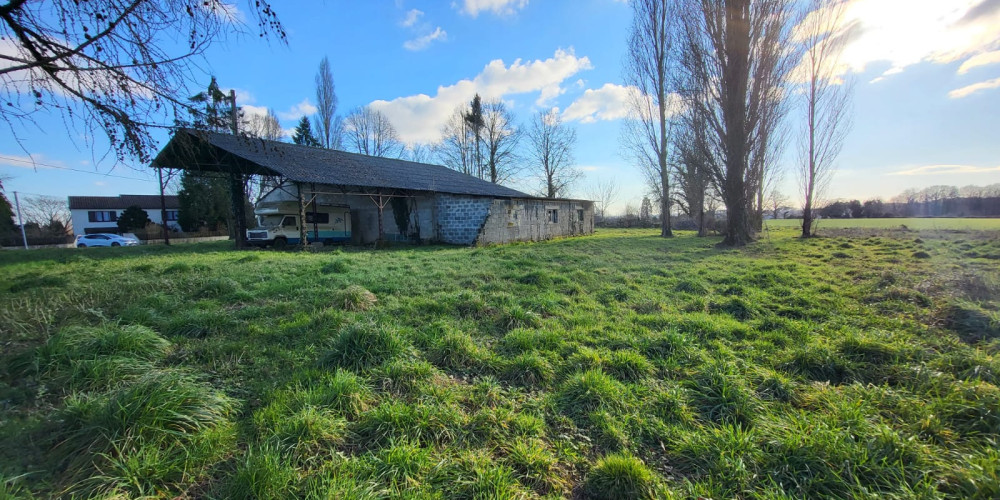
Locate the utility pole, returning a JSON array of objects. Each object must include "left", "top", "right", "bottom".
[{"left": 13, "top": 191, "right": 27, "bottom": 249}]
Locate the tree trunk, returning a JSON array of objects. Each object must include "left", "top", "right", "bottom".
[
  {"left": 229, "top": 172, "right": 247, "bottom": 248},
  {"left": 297, "top": 183, "right": 308, "bottom": 248},
  {"left": 802, "top": 201, "right": 813, "bottom": 238},
  {"left": 158, "top": 168, "right": 170, "bottom": 245}
]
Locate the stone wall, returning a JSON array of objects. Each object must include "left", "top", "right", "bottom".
[
  {"left": 435, "top": 194, "right": 493, "bottom": 245},
  {"left": 475, "top": 198, "right": 594, "bottom": 245}
]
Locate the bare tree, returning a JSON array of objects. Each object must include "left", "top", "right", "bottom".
[
  {"left": 586, "top": 178, "right": 621, "bottom": 225},
  {"left": 244, "top": 108, "right": 283, "bottom": 141},
  {"left": 798, "top": 0, "right": 853, "bottom": 237},
  {"left": 671, "top": 103, "right": 714, "bottom": 236},
  {"left": 23, "top": 195, "right": 70, "bottom": 229},
  {"left": 313, "top": 56, "right": 340, "bottom": 149},
  {"left": 1, "top": 1, "right": 284, "bottom": 163},
  {"left": 526, "top": 109, "right": 579, "bottom": 198},
  {"left": 434, "top": 107, "right": 476, "bottom": 175},
  {"left": 406, "top": 143, "right": 431, "bottom": 163},
  {"left": 343, "top": 106, "right": 404, "bottom": 158},
  {"left": 679, "top": 0, "right": 799, "bottom": 246},
  {"left": 765, "top": 187, "right": 790, "bottom": 219},
  {"left": 482, "top": 99, "right": 522, "bottom": 184},
  {"left": 622, "top": 0, "right": 681, "bottom": 237}
]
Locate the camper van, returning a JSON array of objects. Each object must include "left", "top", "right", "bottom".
[{"left": 246, "top": 201, "right": 351, "bottom": 248}]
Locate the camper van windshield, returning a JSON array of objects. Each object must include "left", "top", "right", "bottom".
[{"left": 259, "top": 215, "right": 284, "bottom": 227}]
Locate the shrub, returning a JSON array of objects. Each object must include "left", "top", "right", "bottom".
[
  {"left": 584, "top": 453, "right": 658, "bottom": 500},
  {"left": 339, "top": 285, "right": 378, "bottom": 311},
  {"left": 323, "top": 321, "right": 407, "bottom": 371}
]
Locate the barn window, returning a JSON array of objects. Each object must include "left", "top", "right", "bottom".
[
  {"left": 577, "top": 209, "right": 584, "bottom": 222},
  {"left": 547, "top": 209, "right": 558, "bottom": 223}
]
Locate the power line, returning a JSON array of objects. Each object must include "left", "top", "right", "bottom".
[{"left": 0, "top": 155, "right": 155, "bottom": 182}]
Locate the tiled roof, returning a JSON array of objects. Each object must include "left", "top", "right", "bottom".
[
  {"left": 153, "top": 129, "right": 531, "bottom": 198},
  {"left": 68, "top": 195, "right": 180, "bottom": 210}
]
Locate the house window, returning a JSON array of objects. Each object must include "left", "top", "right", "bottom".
[
  {"left": 165, "top": 210, "right": 179, "bottom": 221},
  {"left": 577, "top": 209, "right": 584, "bottom": 222},
  {"left": 88, "top": 210, "right": 117, "bottom": 222},
  {"left": 547, "top": 209, "right": 558, "bottom": 223},
  {"left": 306, "top": 212, "right": 329, "bottom": 224}
]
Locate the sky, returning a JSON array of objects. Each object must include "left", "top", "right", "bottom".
[{"left": 2, "top": 0, "right": 999, "bottom": 215}]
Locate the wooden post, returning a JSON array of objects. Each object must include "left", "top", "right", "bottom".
[
  {"left": 297, "top": 183, "right": 308, "bottom": 248},
  {"left": 157, "top": 168, "right": 170, "bottom": 245},
  {"left": 311, "top": 182, "right": 319, "bottom": 242}
]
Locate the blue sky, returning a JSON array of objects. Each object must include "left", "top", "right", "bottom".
[{"left": 2, "top": 0, "right": 999, "bottom": 214}]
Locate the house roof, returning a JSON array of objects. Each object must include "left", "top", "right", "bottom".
[
  {"left": 152, "top": 129, "right": 532, "bottom": 198},
  {"left": 68, "top": 195, "right": 180, "bottom": 210}
]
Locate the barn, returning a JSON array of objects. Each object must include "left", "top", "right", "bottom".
[{"left": 152, "top": 129, "right": 594, "bottom": 245}]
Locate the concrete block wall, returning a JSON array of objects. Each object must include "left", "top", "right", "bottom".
[
  {"left": 435, "top": 194, "right": 492, "bottom": 245},
  {"left": 475, "top": 198, "right": 595, "bottom": 245}
]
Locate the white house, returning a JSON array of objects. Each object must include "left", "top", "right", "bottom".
[{"left": 68, "top": 194, "right": 180, "bottom": 236}]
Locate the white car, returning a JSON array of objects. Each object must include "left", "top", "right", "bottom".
[{"left": 75, "top": 233, "right": 140, "bottom": 248}]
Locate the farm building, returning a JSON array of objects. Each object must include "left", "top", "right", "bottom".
[
  {"left": 68, "top": 194, "right": 180, "bottom": 236},
  {"left": 152, "top": 129, "right": 594, "bottom": 245}
]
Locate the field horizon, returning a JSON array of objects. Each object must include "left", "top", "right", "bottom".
[{"left": 1, "top": 226, "right": 998, "bottom": 498}]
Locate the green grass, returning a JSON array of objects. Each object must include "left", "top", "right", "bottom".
[
  {"left": 1, "top": 226, "right": 999, "bottom": 498},
  {"left": 765, "top": 217, "right": 1000, "bottom": 230}
]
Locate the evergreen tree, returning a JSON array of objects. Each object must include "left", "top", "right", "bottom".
[
  {"left": 177, "top": 172, "right": 232, "bottom": 232},
  {"left": 463, "top": 94, "right": 485, "bottom": 179},
  {"left": 117, "top": 206, "right": 151, "bottom": 232},
  {"left": 0, "top": 180, "right": 16, "bottom": 237},
  {"left": 185, "top": 76, "right": 238, "bottom": 132},
  {"left": 292, "top": 117, "right": 321, "bottom": 147}
]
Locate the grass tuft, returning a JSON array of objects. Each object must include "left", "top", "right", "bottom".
[
  {"left": 584, "top": 453, "right": 658, "bottom": 500},
  {"left": 339, "top": 284, "right": 378, "bottom": 311},
  {"left": 323, "top": 321, "right": 408, "bottom": 371}
]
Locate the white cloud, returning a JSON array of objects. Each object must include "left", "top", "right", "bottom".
[
  {"left": 242, "top": 104, "right": 270, "bottom": 119},
  {"left": 457, "top": 0, "right": 529, "bottom": 17},
  {"left": 958, "top": 49, "right": 1000, "bottom": 74},
  {"left": 403, "top": 27, "right": 448, "bottom": 51},
  {"left": 370, "top": 48, "right": 593, "bottom": 144},
  {"left": 277, "top": 99, "right": 318, "bottom": 121},
  {"left": 889, "top": 164, "right": 1000, "bottom": 176},
  {"left": 948, "top": 77, "right": 1000, "bottom": 98},
  {"left": 401, "top": 9, "right": 424, "bottom": 27},
  {"left": 794, "top": 0, "right": 1000, "bottom": 82},
  {"left": 562, "top": 83, "right": 637, "bottom": 123}
]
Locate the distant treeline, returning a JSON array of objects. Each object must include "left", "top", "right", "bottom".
[{"left": 820, "top": 184, "right": 1000, "bottom": 218}]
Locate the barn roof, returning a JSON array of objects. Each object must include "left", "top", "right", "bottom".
[
  {"left": 68, "top": 195, "right": 180, "bottom": 210},
  {"left": 152, "top": 129, "right": 530, "bottom": 198}
]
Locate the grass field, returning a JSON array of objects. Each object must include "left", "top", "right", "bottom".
[
  {"left": 1, "top": 226, "right": 999, "bottom": 498},
  {"left": 765, "top": 217, "right": 1000, "bottom": 231}
]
